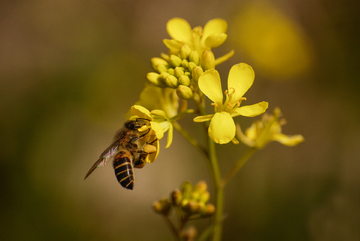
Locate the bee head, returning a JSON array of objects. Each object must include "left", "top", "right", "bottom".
[{"left": 125, "top": 118, "right": 150, "bottom": 130}]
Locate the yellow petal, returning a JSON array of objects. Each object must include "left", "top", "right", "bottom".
[
  {"left": 163, "top": 39, "right": 183, "bottom": 51},
  {"left": 193, "top": 114, "right": 214, "bottom": 123},
  {"left": 204, "top": 33, "right": 228, "bottom": 48},
  {"left": 209, "top": 112, "right": 235, "bottom": 144},
  {"left": 151, "top": 109, "right": 167, "bottom": 119},
  {"left": 198, "top": 69, "right": 223, "bottom": 106},
  {"left": 165, "top": 123, "right": 174, "bottom": 148},
  {"left": 227, "top": 63, "right": 255, "bottom": 101},
  {"left": 273, "top": 133, "right": 304, "bottom": 146},
  {"left": 231, "top": 101, "right": 268, "bottom": 117},
  {"left": 150, "top": 122, "right": 164, "bottom": 140},
  {"left": 202, "top": 19, "right": 228, "bottom": 45},
  {"left": 214, "top": 50, "right": 235, "bottom": 66},
  {"left": 166, "top": 18, "right": 192, "bottom": 43},
  {"left": 131, "top": 105, "right": 152, "bottom": 120}
]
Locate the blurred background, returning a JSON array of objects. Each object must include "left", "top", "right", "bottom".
[{"left": 1, "top": 0, "right": 359, "bottom": 240}]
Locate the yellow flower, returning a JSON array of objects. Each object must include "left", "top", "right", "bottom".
[
  {"left": 130, "top": 105, "right": 174, "bottom": 162},
  {"left": 133, "top": 85, "right": 179, "bottom": 118},
  {"left": 193, "top": 63, "right": 268, "bottom": 144},
  {"left": 237, "top": 107, "right": 304, "bottom": 149},
  {"left": 166, "top": 18, "right": 228, "bottom": 53}
]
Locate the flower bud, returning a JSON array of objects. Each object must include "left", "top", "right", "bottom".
[
  {"left": 192, "top": 66, "right": 203, "bottom": 82},
  {"left": 178, "top": 75, "right": 191, "bottom": 86},
  {"left": 160, "top": 72, "right": 170, "bottom": 81},
  {"left": 185, "top": 200, "right": 198, "bottom": 213},
  {"left": 153, "top": 199, "right": 172, "bottom": 216},
  {"left": 201, "top": 50, "right": 215, "bottom": 71},
  {"left": 157, "top": 64, "right": 169, "bottom": 73},
  {"left": 171, "top": 189, "right": 183, "bottom": 205},
  {"left": 176, "top": 85, "right": 193, "bottom": 100},
  {"left": 199, "top": 192, "right": 210, "bottom": 203},
  {"left": 180, "top": 45, "right": 192, "bottom": 59},
  {"left": 181, "top": 181, "right": 193, "bottom": 199},
  {"left": 201, "top": 204, "right": 215, "bottom": 217},
  {"left": 169, "top": 55, "right": 182, "bottom": 67},
  {"left": 165, "top": 75, "right": 179, "bottom": 88},
  {"left": 194, "top": 181, "right": 208, "bottom": 193},
  {"left": 151, "top": 57, "right": 169, "bottom": 71},
  {"left": 189, "top": 51, "right": 200, "bottom": 65},
  {"left": 174, "top": 67, "right": 185, "bottom": 78},
  {"left": 146, "top": 72, "right": 166, "bottom": 87},
  {"left": 187, "top": 62, "right": 197, "bottom": 73},
  {"left": 182, "top": 59, "right": 189, "bottom": 69},
  {"left": 167, "top": 68, "right": 175, "bottom": 76}
]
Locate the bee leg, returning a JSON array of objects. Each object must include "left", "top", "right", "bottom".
[{"left": 133, "top": 151, "right": 148, "bottom": 168}]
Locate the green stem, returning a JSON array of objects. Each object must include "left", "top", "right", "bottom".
[
  {"left": 222, "top": 147, "right": 257, "bottom": 187},
  {"left": 207, "top": 138, "right": 223, "bottom": 241}
]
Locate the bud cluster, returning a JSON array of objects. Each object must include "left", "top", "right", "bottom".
[
  {"left": 153, "top": 181, "right": 215, "bottom": 218},
  {"left": 146, "top": 45, "right": 216, "bottom": 100}
]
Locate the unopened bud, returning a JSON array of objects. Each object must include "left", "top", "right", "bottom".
[
  {"left": 194, "top": 181, "right": 208, "bottom": 193},
  {"left": 151, "top": 57, "right": 169, "bottom": 71},
  {"left": 201, "top": 50, "right": 215, "bottom": 71},
  {"left": 157, "top": 64, "right": 169, "bottom": 73},
  {"left": 182, "top": 59, "right": 189, "bottom": 69},
  {"left": 192, "top": 66, "right": 203, "bottom": 82},
  {"left": 199, "top": 192, "right": 210, "bottom": 203},
  {"left": 153, "top": 199, "right": 172, "bottom": 216},
  {"left": 171, "top": 189, "right": 182, "bottom": 205},
  {"left": 167, "top": 68, "right": 175, "bottom": 76},
  {"left": 178, "top": 75, "right": 191, "bottom": 86},
  {"left": 174, "top": 67, "right": 185, "bottom": 78},
  {"left": 201, "top": 204, "right": 215, "bottom": 217},
  {"left": 146, "top": 72, "right": 166, "bottom": 87},
  {"left": 181, "top": 181, "right": 193, "bottom": 199},
  {"left": 169, "top": 55, "right": 182, "bottom": 67},
  {"left": 189, "top": 51, "right": 200, "bottom": 65},
  {"left": 180, "top": 45, "right": 192, "bottom": 59},
  {"left": 187, "top": 62, "right": 197, "bottom": 73},
  {"left": 176, "top": 85, "right": 193, "bottom": 100},
  {"left": 165, "top": 75, "right": 179, "bottom": 88}
]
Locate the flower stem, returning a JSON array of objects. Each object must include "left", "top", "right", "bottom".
[
  {"left": 207, "top": 138, "right": 223, "bottom": 241},
  {"left": 222, "top": 147, "right": 257, "bottom": 187}
]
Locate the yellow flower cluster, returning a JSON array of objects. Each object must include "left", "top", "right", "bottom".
[{"left": 146, "top": 18, "right": 233, "bottom": 100}]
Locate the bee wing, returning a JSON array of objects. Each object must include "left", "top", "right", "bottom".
[{"left": 84, "top": 141, "right": 120, "bottom": 180}]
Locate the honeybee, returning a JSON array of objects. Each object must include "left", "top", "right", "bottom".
[{"left": 84, "top": 119, "right": 157, "bottom": 190}]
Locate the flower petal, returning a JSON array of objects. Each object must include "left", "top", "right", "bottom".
[
  {"left": 204, "top": 33, "right": 228, "bottom": 48},
  {"left": 231, "top": 101, "right": 268, "bottom": 117},
  {"left": 228, "top": 63, "right": 255, "bottom": 101},
  {"left": 150, "top": 122, "right": 164, "bottom": 140},
  {"left": 163, "top": 39, "right": 183, "bottom": 51},
  {"left": 131, "top": 105, "right": 152, "bottom": 120},
  {"left": 165, "top": 123, "right": 174, "bottom": 148},
  {"left": 166, "top": 18, "right": 192, "bottom": 43},
  {"left": 198, "top": 69, "right": 223, "bottom": 106},
  {"left": 273, "top": 133, "right": 304, "bottom": 146},
  {"left": 209, "top": 112, "right": 235, "bottom": 144},
  {"left": 202, "top": 19, "right": 228, "bottom": 45},
  {"left": 193, "top": 114, "right": 214, "bottom": 123}
]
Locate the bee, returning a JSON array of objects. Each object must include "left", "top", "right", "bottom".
[{"left": 84, "top": 119, "right": 157, "bottom": 190}]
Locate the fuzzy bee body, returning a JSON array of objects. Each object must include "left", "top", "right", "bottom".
[{"left": 84, "top": 119, "right": 156, "bottom": 190}]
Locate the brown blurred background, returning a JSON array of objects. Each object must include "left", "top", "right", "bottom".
[{"left": 1, "top": 0, "right": 359, "bottom": 240}]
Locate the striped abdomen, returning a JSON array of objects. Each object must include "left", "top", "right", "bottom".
[{"left": 113, "top": 151, "right": 134, "bottom": 190}]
